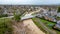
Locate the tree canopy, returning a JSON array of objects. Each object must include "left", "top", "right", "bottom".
[{"left": 58, "top": 7, "right": 60, "bottom": 12}]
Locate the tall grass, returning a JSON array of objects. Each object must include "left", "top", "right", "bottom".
[{"left": 0, "top": 18, "right": 13, "bottom": 34}]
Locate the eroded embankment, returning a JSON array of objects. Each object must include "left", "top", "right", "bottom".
[{"left": 12, "top": 19, "right": 45, "bottom": 34}]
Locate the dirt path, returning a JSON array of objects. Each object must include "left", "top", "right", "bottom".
[
  {"left": 23, "top": 19, "right": 45, "bottom": 34},
  {"left": 12, "top": 21, "right": 26, "bottom": 34},
  {"left": 12, "top": 19, "right": 45, "bottom": 34}
]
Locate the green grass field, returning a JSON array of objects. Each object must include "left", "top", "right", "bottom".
[
  {"left": 39, "top": 18, "right": 60, "bottom": 34},
  {"left": 0, "top": 18, "right": 13, "bottom": 34},
  {"left": 32, "top": 17, "right": 60, "bottom": 34},
  {"left": 32, "top": 18, "right": 47, "bottom": 33},
  {"left": 39, "top": 18, "right": 56, "bottom": 28}
]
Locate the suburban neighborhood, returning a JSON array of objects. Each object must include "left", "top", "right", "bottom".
[{"left": 0, "top": 5, "right": 60, "bottom": 34}]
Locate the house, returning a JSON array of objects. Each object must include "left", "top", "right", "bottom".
[
  {"left": 36, "top": 14, "right": 43, "bottom": 18},
  {"left": 43, "top": 13, "right": 57, "bottom": 22},
  {"left": 57, "top": 13, "right": 60, "bottom": 17},
  {"left": 3, "top": 8, "right": 8, "bottom": 14},
  {"left": 54, "top": 20, "right": 60, "bottom": 30}
]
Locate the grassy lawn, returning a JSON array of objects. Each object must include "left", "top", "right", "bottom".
[
  {"left": 39, "top": 18, "right": 60, "bottom": 34},
  {"left": 32, "top": 18, "right": 47, "bottom": 33},
  {"left": 0, "top": 18, "right": 13, "bottom": 34},
  {"left": 39, "top": 18, "right": 56, "bottom": 29},
  {"left": 32, "top": 17, "right": 60, "bottom": 34}
]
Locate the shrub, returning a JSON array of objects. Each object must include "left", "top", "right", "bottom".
[
  {"left": 58, "top": 7, "right": 60, "bottom": 12},
  {"left": 14, "top": 13, "right": 21, "bottom": 22},
  {"left": 0, "top": 14, "right": 8, "bottom": 18}
]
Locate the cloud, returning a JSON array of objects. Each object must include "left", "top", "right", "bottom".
[{"left": 0, "top": 0, "right": 60, "bottom": 5}]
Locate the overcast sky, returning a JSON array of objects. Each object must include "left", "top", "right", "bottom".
[{"left": 0, "top": 0, "right": 60, "bottom": 5}]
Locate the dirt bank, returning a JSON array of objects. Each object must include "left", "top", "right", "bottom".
[
  {"left": 12, "top": 19, "right": 45, "bottom": 34},
  {"left": 23, "top": 19, "right": 45, "bottom": 34}
]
